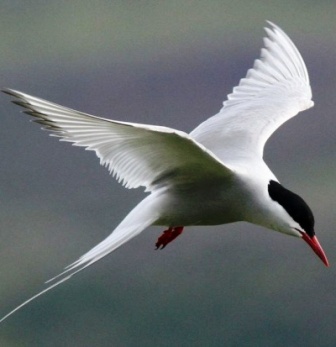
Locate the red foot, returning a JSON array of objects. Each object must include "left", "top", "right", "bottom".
[{"left": 155, "top": 226, "right": 184, "bottom": 250}]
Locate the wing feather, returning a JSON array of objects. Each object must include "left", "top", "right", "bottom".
[
  {"left": 4, "top": 89, "right": 232, "bottom": 191},
  {"left": 190, "top": 22, "right": 314, "bottom": 164}
]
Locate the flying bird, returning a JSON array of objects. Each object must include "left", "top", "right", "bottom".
[{"left": 1, "top": 22, "right": 329, "bottom": 323}]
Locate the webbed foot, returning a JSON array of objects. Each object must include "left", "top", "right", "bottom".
[{"left": 155, "top": 226, "right": 184, "bottom": 249}]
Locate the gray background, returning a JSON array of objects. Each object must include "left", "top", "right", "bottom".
[{"left": 1, "top": 1, "right": 336, "bottom": 346}]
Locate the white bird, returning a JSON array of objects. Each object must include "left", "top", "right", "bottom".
[{"left": 1, "top": 21, "right": 329, "bottom": 323}]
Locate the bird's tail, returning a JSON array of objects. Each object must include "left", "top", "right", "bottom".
[{"left": 0, "top": 193, "right": 161, "bottom": 323}]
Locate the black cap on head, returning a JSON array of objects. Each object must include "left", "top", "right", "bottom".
[{"left": 268, "top": 180, "right": 315, "bottom": 237}]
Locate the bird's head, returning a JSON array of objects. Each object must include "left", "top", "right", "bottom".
[{"left": 268, "top": 180, "right": 329, "bottom": 267}]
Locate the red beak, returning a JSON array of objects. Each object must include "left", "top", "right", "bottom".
[{"left": 301, "top": 232, "right": 329, "bottom": 267}]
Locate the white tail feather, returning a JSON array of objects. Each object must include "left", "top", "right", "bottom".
[{"left": 0, "top": 193, "right": 161, "bottom": 323}]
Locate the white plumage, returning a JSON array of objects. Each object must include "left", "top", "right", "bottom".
[
  {"left": 1, "top": 22, "right": 328, "bottom": 323},
  {"left": 191, "top": 21, "right": 313, "bottom": 162}
]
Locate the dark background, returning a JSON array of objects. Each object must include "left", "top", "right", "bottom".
[{"left": 1, "top": 1, "right": 336, "bottom": 346}]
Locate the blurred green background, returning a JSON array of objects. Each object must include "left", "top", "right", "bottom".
[{"left": 1, "top": 1, "right": 336, "bottom": 346}]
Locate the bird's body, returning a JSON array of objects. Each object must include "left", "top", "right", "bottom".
[
  {"left": 154, "top": 164, "right": 270, "bottom": 228},
  {"left": 1, "top": 21, "right": 329, "bottom": 323}
]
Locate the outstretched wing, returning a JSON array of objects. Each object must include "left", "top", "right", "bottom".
[
  {"left": 4, "top": 89, "right": 232, "bottom": 191},
  {"left": 190, "top": 22, "right": 314, "bottom": 165}
]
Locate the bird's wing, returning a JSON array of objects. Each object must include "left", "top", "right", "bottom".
[
  {"left": 190, "top": 22, "right": 314, "bottom": 165},
  {"left": 4, "top": 89, "right": 232, "bottom": 191}
]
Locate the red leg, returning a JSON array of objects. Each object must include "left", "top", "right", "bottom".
[{"left": 155, "top": 226, "right": 184, "bottom": 250}]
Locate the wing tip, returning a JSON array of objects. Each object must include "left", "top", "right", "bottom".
[
  {"left": 2, "top": 88, "right": 18, "bottom": 97},
  {"left": 265, "top": 20, "right": 277, "bottom": 28},
  {"left": 264, "top": 20, "right": 285, "bottom": 34}
]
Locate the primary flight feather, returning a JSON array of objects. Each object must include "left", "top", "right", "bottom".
[{"left": 1, "top": 21, "right": 328, "bottom": 323}]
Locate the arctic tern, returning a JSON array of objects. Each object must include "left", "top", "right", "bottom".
[{"left": 1, "top": 21, "right": 329, "bottom": 323}]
